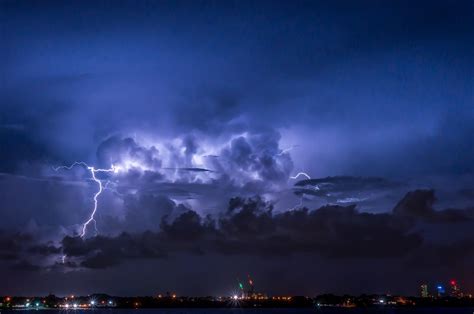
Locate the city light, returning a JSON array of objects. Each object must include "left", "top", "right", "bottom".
[{"left": 0, "top": 288, "right": 473, "bottom": 310}]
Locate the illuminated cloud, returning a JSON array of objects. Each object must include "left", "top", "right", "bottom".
[{"left": 0, "top": 0, "right": 473, "bottom": 295}]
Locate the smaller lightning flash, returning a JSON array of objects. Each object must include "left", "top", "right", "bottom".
[
  {"left": 288, "top": 172, "right": 312, "bottom": 211},
  {"left": 277, "top": 145, "right": 299, "bottom": 156},
  {"left": 290, "top": 172, "right": 311, "bottom": 180},
  {"left": 53, "top": 162, "right": 121, "bottom": 237}
]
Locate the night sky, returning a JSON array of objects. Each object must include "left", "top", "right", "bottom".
[{"left": 1, "top": 0, "right": 473, "bottom": 296}]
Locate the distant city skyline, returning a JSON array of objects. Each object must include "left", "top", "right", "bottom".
[{"left": 1, "top": 288, "right": 474, "bottom": 310}]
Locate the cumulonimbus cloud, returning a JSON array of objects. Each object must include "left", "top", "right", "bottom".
[{"left": 4, "top": 189, "right": 473, "bottom": 271}]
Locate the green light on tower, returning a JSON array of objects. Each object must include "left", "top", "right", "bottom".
[{"left": 239, "top": 283, "right": 243, "bottom": 290}]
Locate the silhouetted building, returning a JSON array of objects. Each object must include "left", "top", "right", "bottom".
[
  {"left": 437, "top": 285, "right": 445, "bottom": 298},
  {"left": 420, "top": 284, "right": 429, "bottom": 298},
  {"left": 450, "top": 280, "right": 463, "bottom": 298}
]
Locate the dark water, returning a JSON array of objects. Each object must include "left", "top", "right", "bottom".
[{"left": 3, "top": 309, "right": 474, "bottom": 314}]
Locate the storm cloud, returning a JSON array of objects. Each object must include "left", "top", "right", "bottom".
[
  {"left": 1, "top": 0, "right": 473, "bottom": 296},
  {"left": 5, "top": 191, "right": 468, "bottom": 273}
]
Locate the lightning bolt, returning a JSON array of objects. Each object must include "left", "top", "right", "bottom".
[
  {"left": 276, "top": 145, "right": 298, "bottom": 156},
  {"left": 53, "top": 162, "right": 120, "bottom": 237},
  {"left": 287, "top": 172, "right": 312, "bottom": 211},
  {"left": 289, "top": 172, "right": 311, "bottom": 180}
]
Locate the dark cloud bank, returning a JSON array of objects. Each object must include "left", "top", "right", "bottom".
[
  {"left": 3, "top": 190, "right": 474, "bottom": 283},
  {"left": 61, "top": 190, "right": 474, "bottom": 267}
]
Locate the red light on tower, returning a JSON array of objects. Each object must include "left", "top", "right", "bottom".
[{"left": 451, "top": 280, "right": 456, "bottom": 286}]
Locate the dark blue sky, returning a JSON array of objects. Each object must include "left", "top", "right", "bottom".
[{"left": 0, "top": 0, "right": 473, "bottom": 296}]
